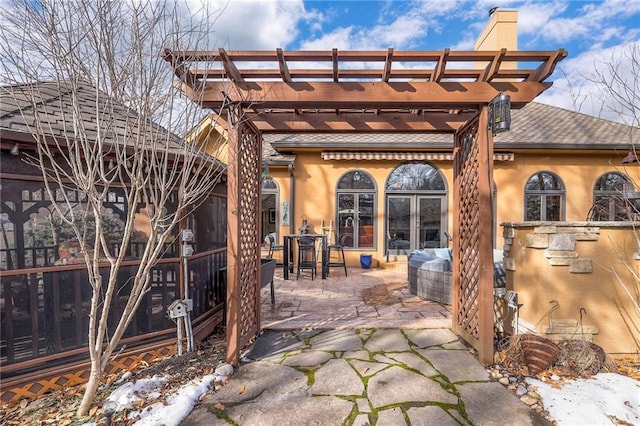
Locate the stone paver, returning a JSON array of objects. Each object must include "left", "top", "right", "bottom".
[
  {"left": 309, "top": 329, "right": 363, "bottom": 351},
  {"left": 347, "top": 358, "right": 390, "bottom": 377},
  {"left": 223, "top": 394, "right": 353, "bottom": 426},
  {"left": 310, "top": 359, "right": 364, "bottom": 396},
  {"left": 407, "top": 406, "right": 462, "bottom": 426},
  {"left": 418, "top": 348, "right": 490, "bottom": 383},
  {"left": 212, "top": 362, "right": 307, "bottom": 403},
  {"left": 403, "top": 328, "right": 459, "bottom": 348},
  {"left": 353, "top": 414, "right": 371, "bottom": 426},
  {"left": 387, "top": 351, "right": 437, "bottom": 376},
  {"left": 367, "top": 365, "right": 458, "bottom": 408},
  {"left": 376, "top": 407, "right": 406, "bottom": 425},
  {"left": 282, "top": 350, "right": 333, "bottom": 367},
  {"left": 261, "top": 267, "right": 453, "bottom": 330},
  {"left": 183, "top": 329, "right": 550, "bottom": 426},
  {"left": 457, "top": 382, "right": 549, "bottom": 425},
  {"left": 184, "top": 267, "right": 548, "bottom": 426},
  {"left": 364, "top": 329, "right": 411, "bottom": 352}
]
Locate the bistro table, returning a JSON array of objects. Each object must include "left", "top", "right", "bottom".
[{"left": 282, "top": 234, "right": 328, "bottom": 280}]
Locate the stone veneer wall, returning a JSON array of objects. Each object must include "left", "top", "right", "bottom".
[{"left": 501, "top": 222, "right": 640, "bottom": 356}]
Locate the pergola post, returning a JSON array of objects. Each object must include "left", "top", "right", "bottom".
[
  {"left": 225, "top": 110, "right": 262, "bottom": 366},
  {"left": 225, "top": 115, "right": 240, "bottom": 365},
  {"left": 452, "top": 105, "right": 496, "bottom": 365}
]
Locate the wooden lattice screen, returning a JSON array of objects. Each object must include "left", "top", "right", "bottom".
[
  {"left": 452, "top": 107, "right": 496, "bottom": 365},
  {"left": 226, "top": 118, "right": 262, "bottom": 365}
]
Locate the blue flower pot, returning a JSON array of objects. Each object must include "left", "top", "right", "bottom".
[{"left": 360, "top": 254, "right": 373, "bottom": 269}]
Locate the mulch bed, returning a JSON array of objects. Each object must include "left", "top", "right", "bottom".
[{"left": 0, "top": 327, "right": 228, "bottom": 425}]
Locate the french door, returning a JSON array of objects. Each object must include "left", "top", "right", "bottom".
[{"left": 387, "top": 195, "right": 446, "bottom": 255}]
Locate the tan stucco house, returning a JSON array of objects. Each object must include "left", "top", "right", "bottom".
[
  {"left": 256, "top": 11, "right": 640, "bottom": 356},
  {"left": 192, "top": 10, "right": 640, "bottom": 356}
]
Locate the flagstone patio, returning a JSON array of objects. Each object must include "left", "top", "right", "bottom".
[{"left": 260, "top": 266, "right": 452, "bottom": 330}]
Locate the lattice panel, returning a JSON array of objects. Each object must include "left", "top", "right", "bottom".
[
  {"left": 1, "top": 344, "right": 175, "bottom": 403},
  {"left": 454, "top": 121, "right": 481, "bottom": 341},
  {"left": 237, "top": 125, "right": 260, "bottom": 338}
]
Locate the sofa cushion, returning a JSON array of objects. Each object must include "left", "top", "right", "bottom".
[{"left": 434, "top": 248, "right": 452, "bottom": 261}]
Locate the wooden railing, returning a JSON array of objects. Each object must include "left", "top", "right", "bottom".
[{"left": 0, "top": 248, "right": 226, "bottom": 378}]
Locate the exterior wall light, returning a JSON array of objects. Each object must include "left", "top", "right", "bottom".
[{"left": 488, "top": 93, "right": 511, "bottom": 135}]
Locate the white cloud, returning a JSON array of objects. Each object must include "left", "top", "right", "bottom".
[
  {"left": 529, "top": 0, "right": 640, "bottom": 45},
  {"left": 537, "top": 41, "right": 640, "bottom": 124},
  {"left": 517, "top": 1, "right": 568, "bottom": 37},
  {"left": 300, "top": 26, "right": 359, "bottom": 50},
  {"left": 367, "top": 14, "right": 427, "bottom": 48},
  {"left": 191, "top": 0, "right": 312, "bottom": 49}
]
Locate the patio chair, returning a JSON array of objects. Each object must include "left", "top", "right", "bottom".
[
  {"left": 265, "top": 233, "right": 284, "bottom": 266},
  {"left": 296, "top": 236, "right": 317, "bottom": 279},
  {"left": 327, "top": 233, "right": 348, "bottom": 277}
]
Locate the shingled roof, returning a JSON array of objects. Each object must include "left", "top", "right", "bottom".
[
  {"left": 1, "top": 81, "right": 183, "bottom": 150},
  {"left": 264, "top": 102, "right": 639, "bottom": 153}
]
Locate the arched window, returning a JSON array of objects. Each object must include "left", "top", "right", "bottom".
[
  {"left": 524, "top": 171, "right": 565, "bottom": 221},
  {"left": 262, "top": 177, "right": 279, "bottom": 241},
  {"left": 591, "top": 172, "right": 634, "bottom": 221},
  {"left": 336, "top": 170, "right": 376, "bottom": 249},
  {"left": 386, "top": 163, "right": 446, "bottom": 191}
]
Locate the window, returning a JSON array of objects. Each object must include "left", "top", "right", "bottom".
[
  {"left": 262, "top": 178, "right": 279, "bottom": 241},
  {"left": 524, "top": 171, "right": 565, "bottom": 221},
  {"left": 591, "top": 172, "right": 634, "bottom": 221},
  {"left": 190, "top": 194, "right": 227, "bottom": 251},
  {"left": 386, "top": 162, "right": 446, "bottom": 191},
  {"left": 336, "top": 170, "right": 376, "bottom": 249}
]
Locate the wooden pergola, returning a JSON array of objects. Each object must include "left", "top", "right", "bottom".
[{"left": 163, "top": 47, "right": 567, "bottom": 365}]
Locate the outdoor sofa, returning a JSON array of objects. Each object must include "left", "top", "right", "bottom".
[{"left": 408, "top": 248, "right": 506, "bottom": 305}]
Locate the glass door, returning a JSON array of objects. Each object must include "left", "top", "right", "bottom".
[
  {"left": 387, "top": 195, "right": 446, "bottom": 255},
  {"left": 417, "top": 196, "right": 443, "bottom": 249},
  {"left": 387, "top": 196, "right": 411, "bottom": 255}
]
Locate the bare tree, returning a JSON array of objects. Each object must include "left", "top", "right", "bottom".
[
  {"left": 586, "top": 43, "right": 640, "bottom": 354},
  {"left": 0, "top": 0, "right": 232, "bottom": 416},
  {"left": 587, "top": 43, "right": 640, "bottom": 129}
]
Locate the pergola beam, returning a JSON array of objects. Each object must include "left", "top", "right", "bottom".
[
  {"left": 382, "top": 48, "right": 394, "bottom": 82},
  {"left": 196, "top": 80, "right": 551, "bottom": 110},
  {"left": 481, "top": 48, "right": 506, "bottom": 82},
  {"left": 248, "top": 111, "right": 475, "bottom": 133},
  {"left": 218, "top": 48, "right": 245, "bottom": 83},
  {"left": 276, "top": 48, "right": 291, "bottom": 82},
  {"left": 166, "top": 48, "right": 567, "bottom": 87},
  {"left": 433, "top": 48, "right": 449, "bottom": 82}
]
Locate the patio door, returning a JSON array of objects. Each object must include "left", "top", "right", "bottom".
[{"left": 387, "top": 195, "right": 446, "bottom": 255}]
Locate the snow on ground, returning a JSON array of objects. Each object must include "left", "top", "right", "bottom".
[
  {"left": 88, "top": 373, "right": 218, "bottom": 426},
  {"left": 131, "top": 374, "right": 216, "bottom": 426},
  {"left": 87, "top": 370, "right": 639, "bottom": 425},
  {"left": 526, "top": 373, "right": 640, "bottom": 425}
]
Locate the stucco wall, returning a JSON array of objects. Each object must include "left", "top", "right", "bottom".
[
  {"left": 494, "top": 152, "right": 633, "bottom": 225},
  {"left": 268, "top": 151, "right": 632, "bottom": 267},
  {"left": 502, "top": 222, "right": 640, "bottom": 355},
  {"left": 269, "top": 153, "right": 457, "bottom": 266}
]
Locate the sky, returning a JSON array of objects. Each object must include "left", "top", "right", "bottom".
[
  {"left": 197, "top": 0, "right": 640, "bottom": 123},
  {"left": 0, "top": 0, "right": 637, "bottom": 124}
]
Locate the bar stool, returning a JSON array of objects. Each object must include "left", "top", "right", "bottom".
[
  {"left": 297, "top": 236, "right": 317, "bottom": 279},
  {"left": 327, "top": 234, "right": 348, "bottom": 277}
]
